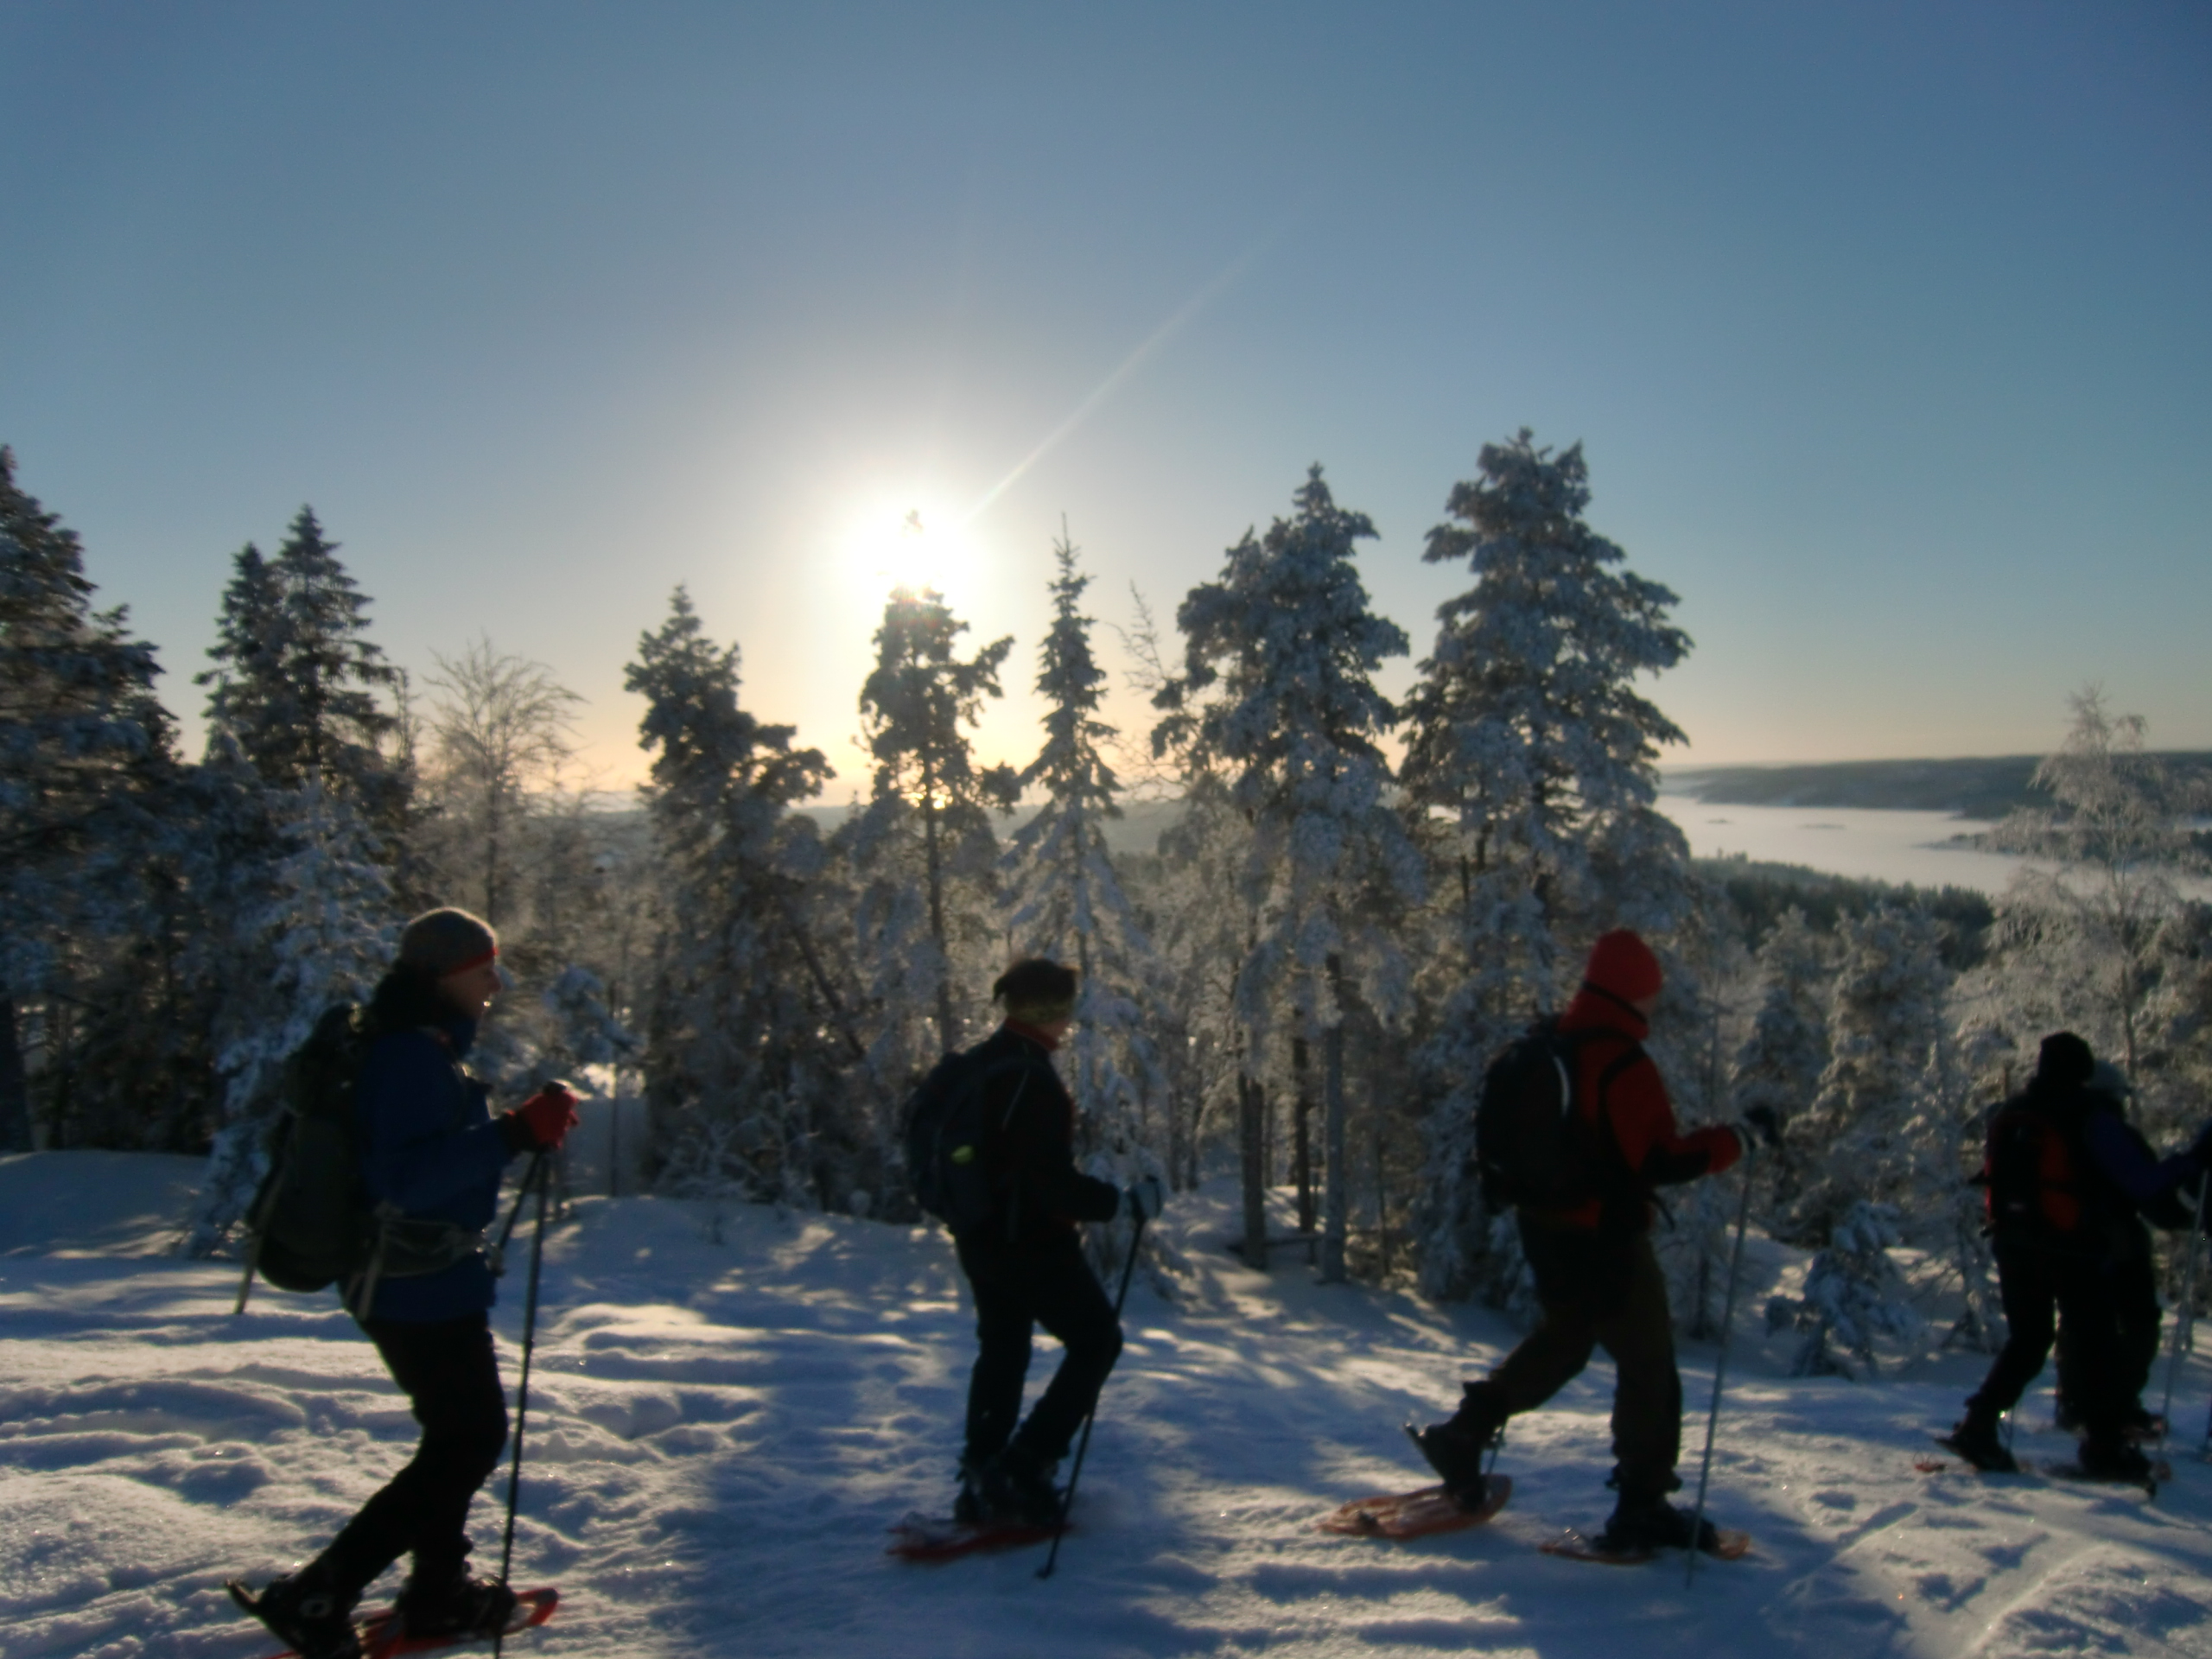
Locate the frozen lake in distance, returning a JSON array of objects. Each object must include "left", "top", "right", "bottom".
[{"left": 1656, "top": 793, "right": 2024, "bottom": 894}]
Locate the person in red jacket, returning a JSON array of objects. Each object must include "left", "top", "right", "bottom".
[{"left": 1411, "top": 928, "right": 1762, "bottom": 1554}]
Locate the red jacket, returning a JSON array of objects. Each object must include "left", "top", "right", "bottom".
[{"left": 1536, "top": 985, "right": 1743, "bottom": 1232}]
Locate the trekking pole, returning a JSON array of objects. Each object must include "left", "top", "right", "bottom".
[
  {"left": 2164, "top": 1174, "right": 2209, "bottom": 1459},
  {"left": 1038, "top": 1212, "right": 1147, "bottom": 1581},
  {"left": 1685, "top": 1154, "right": 1758, "bottom": 1588},
  {"left": 495, "top": 1153, "right": 551, "bottom": 1657}
]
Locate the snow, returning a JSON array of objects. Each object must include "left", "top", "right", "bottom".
[{"left": 7, "top": 1151, "right": 2212, "bottom": 1658}]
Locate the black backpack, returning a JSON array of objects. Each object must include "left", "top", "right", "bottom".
[
  {"left": 903, "top": 1048, "right": 1047, "bottom": 1233},
  {"left": 243, "top": 1003, "right": 378, "bottom": 1294},
  {"left": 1472, "top": 1017, "right": 1636, "bottom": 1211}
]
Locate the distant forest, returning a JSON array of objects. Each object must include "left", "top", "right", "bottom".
[{"left": 1669, "top": 753, "right": 2212, "bottom": 820}]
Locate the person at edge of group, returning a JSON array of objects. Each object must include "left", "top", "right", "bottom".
[
  {"left": 950, "top": 957, "right": 1165, "bottom": 1529},
  {"left": 1942, "top": 1033, "right": 2212, "bottom": 1481},
  {"left": 237, "top": 908, "right": 582, "bottom": 1659},
  {"left": 2052, "top": 1060, "right": 2181, "bottom": 1441},
  {"left": 1410, "top": 927, "right": 1773, "bottom": 1555}
]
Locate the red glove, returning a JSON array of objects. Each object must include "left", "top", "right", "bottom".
[{"left": 509, "top": 1082, "right": 580, "bottom": 1151}]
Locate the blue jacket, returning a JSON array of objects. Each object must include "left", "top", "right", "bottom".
[{"left": 353, "top": 1014, "right": 515, "bottom": 1321}]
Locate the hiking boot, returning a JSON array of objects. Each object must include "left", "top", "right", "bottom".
[
  {"left": 980, "top": 1443, "right": 1063, "bottom": 1527},
  {"left": 2075, "top": 1439, "right": 2154, "bottom": 1483},
  {"left": 952, "top": 1456, "right": 990, "bottom": 1524},
  {"left": 1938, "top": 1415, "right": 2019, "bottom": 1473},
  {"left": 1407, "top": 1420, "right": 1495, "bottom": 1500},
  {"left": 232, "top": 1567, "right": 362, "bottom": 1659},
  {"left": 1599, "top": 1498, "right": 1721, "bottom": 1555},
  {"left": 395, "top": 1572, "right": 517, "bottom": 1641}
]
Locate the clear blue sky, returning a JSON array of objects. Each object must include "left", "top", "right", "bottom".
[{"left": 4, "top": 2, "right": 2207, "bottom": 791}]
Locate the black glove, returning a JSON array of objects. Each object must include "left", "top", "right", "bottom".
[{"left": 1740, "top": 1105, "right": 1782, "bottom": 1149}]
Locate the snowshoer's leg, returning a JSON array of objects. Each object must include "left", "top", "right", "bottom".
[
  {"left": 1038, "top": 1215, "right": 1145, "bottom": 1580},
  {"left": 956, "top": 1236, "right": 1039, "bottom": 1474},
  {"left": 309, "top": 1312, "right": 510, "bottom": 1606},
  {"left": 1007, "top": 1236, "right": 1124, "bottom": 1465},
  {"left": 1951, "top": 1243, "right": 2057, "bottom": 1460}
]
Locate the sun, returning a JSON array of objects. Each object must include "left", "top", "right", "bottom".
[{"left": 842, "top": 500, "right": 973, "bottom": 596}]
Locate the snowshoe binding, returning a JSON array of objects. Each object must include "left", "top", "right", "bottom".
[{"left": 229, "top": 1569, "right": 364, "bottom": 1659}]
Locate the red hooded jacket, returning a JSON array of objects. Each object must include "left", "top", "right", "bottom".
[{"left": 1534, "top": 984, "right": 1744, "bottom": 1233}]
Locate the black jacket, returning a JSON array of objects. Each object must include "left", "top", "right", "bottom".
[{"left": 963, "top": 1023, "right": 1121, "bottom": 1249}]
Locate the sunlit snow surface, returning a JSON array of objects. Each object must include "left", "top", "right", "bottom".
[{"left": 7, "top": 1152, "right": 2212, "bottom": 1658}]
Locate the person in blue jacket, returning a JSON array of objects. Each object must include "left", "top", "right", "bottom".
[{"left": 239, "top": 909, "right": 579, "bottom": 1659}]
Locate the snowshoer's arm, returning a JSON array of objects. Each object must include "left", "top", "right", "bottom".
[
  {"left": 2082, "top": 1111, "right": 2202, "bottom": 1207},
  {"left": 1606, "top": 1054, "right": 1744, "bottom": 1186},
  {"left": 1001, "top": 1062, "right": 1121, "bottom": 1224}
]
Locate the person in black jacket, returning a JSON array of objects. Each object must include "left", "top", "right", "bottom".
[
  {"left": 234, "top": 909, "right": 580, "bottom": 1659},
  {"left": 951, "top": 958, "right": 1162, "bottom": 1526},
  {"left": 1943, "top": 1033, "right": 2210, "bottom": 1480}
]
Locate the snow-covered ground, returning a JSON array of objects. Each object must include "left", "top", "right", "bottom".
[{"left": 7, "top": 1152, "right": 2212, "bottom": 1659}]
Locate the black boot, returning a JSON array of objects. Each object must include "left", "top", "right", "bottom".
[
  {"left": 952, "top": 1455, "right": 990, "bottom": 1524},
  {"left": 394, "top": 1569, "right": 517, "bottom": 1640},
  {"left": 2075, "top": 1437, "right": 2152, "bottom": 1483},
  {"left": 980, "top": 1441, "right": 1063, "bottom": 1527},
  {"left": 1939, "top": 1410, "right": 2018, "bottom": 1473},
  {"left": 232, "top": 1565, "right": 363, "bottom": 1659},
  {"left": 1599, "top": 1497, "right": 1721, "bottom": 1555},
  {"left": 1409, "top": 1385, "right": 1504, "bottom": 1499}
]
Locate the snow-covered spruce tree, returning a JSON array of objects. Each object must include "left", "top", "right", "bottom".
[
  {"left": 1399, "top": 429, "right": 1692, "bottom": 1300},
  {"left": 1986, "top": 690, "right": 2202, "bottom": 1103},
  {"left": 840, "top": 584, "right": 1017, "bottom": 1198},
  {"left": 185, "top": 772, "right": 396, "bottom": 1255},
  {"left": 1766, "top": 1200, "right": 1923, "bottom": 1379},
  {"left": 1002, "top": 526, "right": 1175, "bottom": 1278},
  {"left": 624, "top": 588, "right": 849, "bottom": 1211},
  {"left": 197, "top": 508, "right": 406, "bottom": 831},
  {"left": 1732, "top": 906, "right": 1832, "bottom": 1211},
  {"left": 1785, "top": 902, "right": 1953, "bottom": 1245},
  {"left": 0, "top": 448, "right": 169, "bottom": 1153},
  {"left": 1153, "top": 465, "right": 1424, "bottom": 1279}
]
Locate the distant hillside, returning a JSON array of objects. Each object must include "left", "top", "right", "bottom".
[{"left": 1668, "top": 753, "right": 2212, "bottom": 819}]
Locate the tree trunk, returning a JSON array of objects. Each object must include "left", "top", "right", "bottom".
[
  {"left": 920, "top": 773, "right": 957, "bottom": 1054},
  {"left": 1320, "top": 957, "right": 1348, "bottom": 1284},
  {"left": 1240, "top": 1065, "right": 1268, "bottom": 1271},
  {"left": 1293, "top": 1033, "right": 1314, "bottom": 1233},
  {"left": 0, "top": 992, "right": 29, "bottom": 1153}
]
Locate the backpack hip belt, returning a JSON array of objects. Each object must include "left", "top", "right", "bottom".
[{"left": 344, "top": 1203, "right": 494, "bottom": 1319}]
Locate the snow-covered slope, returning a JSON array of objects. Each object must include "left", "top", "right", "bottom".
[{"left": 4, "top": 1152, "right": 2212, "bottom": 1658}]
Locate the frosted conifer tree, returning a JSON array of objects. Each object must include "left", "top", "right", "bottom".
[
  {"left": 197, "top": 508, "right": 405, "bottom": 830},
  {"left": 1153, "top": 465, "right": 1423, "bottom": 1277},
  {"left": 625, "top": 589, "right": 847, "bottom": 1210},
  {"left": 1767, "top": 1200, "right": 1923, "bottom": 1378},
  {"left": 1400, "top": 430, "right": 1692, "bottom": 1298},
  {"left": 1002, "top": 526, "right": 1173, "bottom": 1274},
  {"left": 187, "top": 774, "right": 395, "bottom": 1254},
  {"left": 1787, "top": 903, "right": 1952, "bottom": 1242},
  {"left": 1732, "top": 907, "right": 1832, "bottom": 1207},
  {"left": 843, "top": 584, "right": 1017, "bottom": 1157},
  {"left": 0, "top": 449, "right": 168, "bottom": 1152}
]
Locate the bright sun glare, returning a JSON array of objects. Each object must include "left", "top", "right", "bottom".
[{"left": 843, "top": 501, "right": 971, "bottom": 595}]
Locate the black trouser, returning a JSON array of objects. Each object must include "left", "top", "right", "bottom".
[
  {"left": 1458, "top": 1219, "right": 1681, "bottom": 1507},
  {"left": 319, "top": 1312, "right": 510, "bottom": 1599},
  {"left": 1970, "top": 1243, "right": 2126, "bottom": 1440},
  {"left": 956, "top": 1231, "right": 1123, "bottom": 1465},
  {"left": 2056, "top": 1235, "right": 2162, "bottom": 1417}
]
